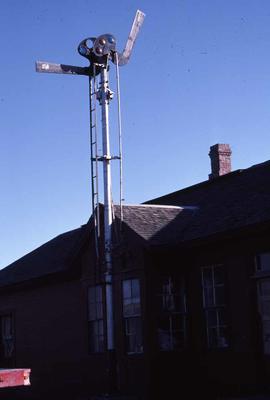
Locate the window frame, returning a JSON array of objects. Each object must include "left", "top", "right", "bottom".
[
  {"left": 122, "top": 278, "right": 143, "bottom": 355},
  {"left": 257, "top": 278, "right": 270, "bottom": 354},
  {"left": 201, "top": 264, "right": 229, "bottom": 349},
  {"left": 0, "top": 313, "right": 15, "bottom": 364},
  {"left": 255, "top": 252, "right": 270, "bottom": 276},
  {"left": 157, "top": 275, "right": 187, "bottom": 351},
  {"left": 255, "top": 252, "right": 270, "bottom": 355},
  {"left": 87, "top": 285, "right": 105, "bottom": 354}
]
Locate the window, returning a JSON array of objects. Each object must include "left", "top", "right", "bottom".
[
  {"left": 157, "top": 276, "right": 187, "bottom": 351},
  {"left": 88, "top": 286, "right": 104, "bottom": 353},
  {"left": 255, "top": 252, "right": 270, "bottom": 354},
  {"left": 122, "top": 279, "right": 143, "bottom": 354},
  {"left": 257, "top": 279, "right": 270, "bottom": 354},
  {"left": 256, "top": 252, "right": 270, "bottom": 272},
  {"left": 201, "top": 265, "right": 229, "bottom": 349},
  {"left": 0, "top": 314, "right": 14, "bottom": 362}
]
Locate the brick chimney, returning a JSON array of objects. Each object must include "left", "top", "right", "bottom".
[{"left": 209, "top": 144, "right": 232, "bottom": 180}]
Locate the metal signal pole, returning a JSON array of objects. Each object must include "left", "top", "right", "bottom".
[
  {"left": 99, "top": 64, "right": 114, "bottom": 350},
  {"left": 36, "top": 10, "right": 145, "bottom": 360}
]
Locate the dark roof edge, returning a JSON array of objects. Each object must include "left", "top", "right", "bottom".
[
  {"left": 1, "top": 223, "right": 88, "bottom": 271},
  {"left": 0, "top": 268, "right": 78, "bottom": 294},
  {"left": 0, "top": 220, "right": 93, "bottom": 291},
  {"left": 144, "top": 159, "right": 270, "bottom": 205},
  {"left": 149, "top": 218, "right": 270, "bottom": 251},
  {"left": 144, "top": 169, "right": 243, "bottom": 204}
]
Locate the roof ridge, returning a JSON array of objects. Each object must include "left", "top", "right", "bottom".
[
  {"left": 248, "top": 159, "right": 270, "bottom": 170},
  {"left": 119, "top": 204, "right": 183, "bottom": 209}
]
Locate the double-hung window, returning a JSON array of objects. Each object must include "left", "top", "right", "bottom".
[
  {"left": 0, "top": 314, "right": 14, "bottom": 363},
  {"left": 157, "top": 276, "right": 187, "bottom": 351},
  {"left": 255, "top": 252, "right": 270, "bottom": 354},
  {"left": 88, "top": 286, "right": 104, "bottom": 353},
  {"left": 201, "top": 265, "right": 229, "bottom": 349},
  {"left": 256, "top": 252, "right": 270, "bottom": 272},
  {"left": 122, "top": 279, "right": 143, "bottom": 354}
]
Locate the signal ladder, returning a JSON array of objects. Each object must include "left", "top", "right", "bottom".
[{"left": 89, "top": 67, "right": 100, "bottom": 259}]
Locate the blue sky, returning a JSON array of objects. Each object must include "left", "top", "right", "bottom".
[{"left": 1, "top": 0, "right": 270, "bottom": 267}]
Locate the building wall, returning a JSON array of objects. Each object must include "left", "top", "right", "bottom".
[
  {"left": 0, "top": 226, "right": 270, "bottom": 399},
  {"left": 0, "top": 276, "right": 90, "bottom": 397},
  {"left": 143, "top": 231, "right": 270, "bottom": 398}
]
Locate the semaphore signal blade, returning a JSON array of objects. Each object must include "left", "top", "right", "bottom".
[
  {"left": 117, "top": 10, "right": 145, "bottom": 66},
  {"left": 36, "top": 61, "right": 90, "bottom": 76}
]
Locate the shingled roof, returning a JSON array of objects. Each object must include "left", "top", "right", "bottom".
[
  {"left": 145, "top": 159, "right": 270, "bottom": 241},
  {"left": 0, "top": 225, "right": 89, "bottom": 288},
  {"left": 113, "top": 204, "right": 197, "bottom": 245},
  {"left": 0, "top": 205, "right": 197, "bottom": 288}
]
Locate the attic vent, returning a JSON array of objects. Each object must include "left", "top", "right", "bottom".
[{"left": 209, "top": 144, "right": 232, "bottom": 180}]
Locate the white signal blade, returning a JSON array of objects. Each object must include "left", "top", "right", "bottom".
[
  {"left": 36, "top": 61, "right": 89, "bottom": 76},
  {"left": 117, "top": 10, "right": 145, "bottom": 66}
]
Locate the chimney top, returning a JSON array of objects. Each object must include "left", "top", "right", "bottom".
[{"left": 209, "top": 143, "right": 232, "bottom": 180}]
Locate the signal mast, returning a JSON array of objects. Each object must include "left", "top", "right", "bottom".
[{"left": 36, "top": 10, "right": 145, "bottom": 354}]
